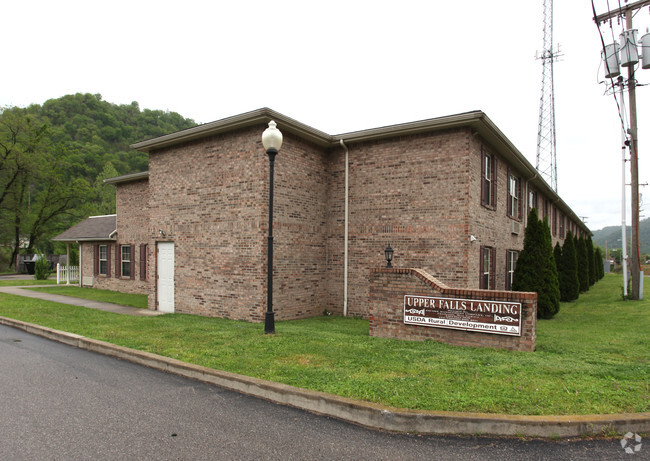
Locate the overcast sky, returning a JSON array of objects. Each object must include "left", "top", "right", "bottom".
[{"left": 3, "top": 1, "right": 649, "bottom": 231}]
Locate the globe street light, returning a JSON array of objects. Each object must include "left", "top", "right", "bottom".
[{"left": 262, "top": 120, "right": 282, "bottom": 334}]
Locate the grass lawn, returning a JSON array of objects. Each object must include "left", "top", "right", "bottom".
[
  {"left": 26, "top": 286, "right": 148, "bottom": 309},
  {"left": 0, "top": 273, "right": 647, "bottom": 416},
  {"left": 0, "top": 279, "right": 57, "bottom": 286}
]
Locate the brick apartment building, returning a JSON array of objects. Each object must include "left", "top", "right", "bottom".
[{"left": 54, "top": 108, "right": 590, "bottom": 321}]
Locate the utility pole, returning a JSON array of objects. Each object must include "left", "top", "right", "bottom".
[
  {"left": 594, "top": 0, "right": 650, "bottom": 299},
  {"left": 618, "top": 76, "right": 629, "bottom": 297}
]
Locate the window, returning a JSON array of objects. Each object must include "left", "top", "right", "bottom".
[
  {"left": 506, "top": 250, "right": 518, "bottom": 290},
  {"left": 99, "top": 245, "right": 108, "bottom": 275},
  {"left": 508, "top": 170, "right": 521, "bottom": 219},
  {"left": 481, "top": 147, "right": 497, "bottom": 209},
  {"left": 552, "top": 207, "right": 557, "bottom": 237},
  {"left": 121, "top": 245, "right": 131, "bottom": 278},
  {"left": 543, "top": 199, "right": 550, "bottom": 223},
  {"left": 559, "top": 213, "right": 565, "bottom": 239},
  {"left": 94, "top": 244, "right": 110, "bottom": 277},
  {"left": 528, "top": 189, "right": 537, "bottom": 213},
  {"left": 480, "top": 246, "right": 496, "bottom": 290}
]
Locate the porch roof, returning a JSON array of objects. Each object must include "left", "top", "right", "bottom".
[{"left": 52, "top": 215, "right": 117, "bottom": 242}]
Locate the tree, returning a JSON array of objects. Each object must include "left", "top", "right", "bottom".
[
  {"left": 576, "top": 236, "right": 590, "bottom": 293},
  {"left": 1, "top": 94, "right": 197, "bottom": 271},
  {"left": 0, "top": 108, "right": 50, "bottom": 266},
  {"left": 512, "top": 208, "right": 561, "bottom": 319},
  {"left": 595, "top": 247, "right": 605, "bottom": 280},
  {"left": 587, "top": 236, "right": 596, "bottom": 286},
  {"left": 554, "top": 242, "right": 562, "bottom": 275},
  {"left": 0, "top": 109, "right": 90, "bottom": 267},
  {"left": 94, "top": 162, "right": 118, "bottom": 215},
  {"left": 560, "top": 230, "right": 580, "bottom": 301}
]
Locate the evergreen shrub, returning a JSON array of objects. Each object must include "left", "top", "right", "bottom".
[{"left": 512, "top": 209, "right": 560, "bottom": 319}]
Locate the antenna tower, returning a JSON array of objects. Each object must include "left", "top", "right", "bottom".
[{"left": 536, "top": 0, "right": 559, "bottom": 192}]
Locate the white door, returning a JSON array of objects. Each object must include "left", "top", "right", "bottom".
[{"left": 157, "top": 242, "right": 175, "bottom": 313}]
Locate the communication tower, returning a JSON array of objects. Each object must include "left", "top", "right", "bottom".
[{"left": 536, "top": 0, "right": 559, "bottom": 192}]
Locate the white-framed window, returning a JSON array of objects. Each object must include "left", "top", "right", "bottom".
[
  {"left": 121, "top": 245, "right": 131, "bottom": 278},
  {"left": 506, "top": 250, "right": 518, "bottom": 290},
  {"left": 528, "top": 189, "right": 537, "bottom": 213},
  {"left": 508, "top": 171, "right": 521, "bottom": 219},
  {"left": 99, "top": 245, "right": 108, "bottom": 275},
  {"left": 481, "top": 147, "right": 497, "bottom": 209}
]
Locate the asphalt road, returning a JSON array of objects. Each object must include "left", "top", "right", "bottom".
[{"left": 0, "top": 325, "right": 642, "bottom": 460}]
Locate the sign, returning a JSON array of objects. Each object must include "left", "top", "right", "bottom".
[{"left": 403, "top": 295, "right": 522, "bottom": 336}]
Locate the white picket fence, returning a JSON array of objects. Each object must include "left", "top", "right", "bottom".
[{"left": 56, "top": 264, "right": 79, "bottom": 284}]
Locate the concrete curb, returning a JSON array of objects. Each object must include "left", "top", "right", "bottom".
[{"left": 2, "top": 316, "right": 648, "bottom": 438}]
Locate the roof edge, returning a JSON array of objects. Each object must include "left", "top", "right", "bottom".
[
  {"left": 335, "top": 110, "right": 486, "bottom": 143},
  {"left": 125, "top": 107, "right": 589, "bottom": 235},
  {"left": 104, "top": 172, "right": 149, "bottom": 185},
  {"left": 52, "top": 237, "right": 117, "bottom": 242},
  {"left": 130, "top": 108, "right": 334, "bottom": 152}
]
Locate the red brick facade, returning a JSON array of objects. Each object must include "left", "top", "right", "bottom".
[
  {"left": 80, "top": 179, "right": 150, "bottom": 294},
  {"left": 74, "top": 109, "right": 589, "bottom": 321}
]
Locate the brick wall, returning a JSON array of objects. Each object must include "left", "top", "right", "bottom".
[
  {"left": 112, "top": 179, "right": 150, "bottom": 294},
  {"left": 80, "top": 241, "right": 96, "bottom": 286},
  {"left": 326, "top": 129, "right": 473, "bottom": 317},
  {"left": 272, "top": 134, "right": 329, "bottom": 319},
  {"left": 369, "top": 267, "right": 537, "bottom": 351},
  {"left": 79, "top": 180, "right": 150, "bottom": 295},
  {"left": 99, "top": 114, "right": 586, "bottom": 322},
  {"left": 147, "top": 125, "right": 330, "bottom": 320},
  {"left": 467, "top": 136, "right": 526, "bottom": 291}
]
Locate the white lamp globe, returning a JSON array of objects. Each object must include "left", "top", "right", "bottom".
[{"left": 262, "top": 120, "right": 283, "bottom": 151}]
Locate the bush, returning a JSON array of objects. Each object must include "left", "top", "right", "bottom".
[
  {"left": 512, "top": 208, "right": 560, "bottom": 319},
  {"left": 576, "top": 236, "right": 590, "bottom": 293},
  {"left": 587, "top": 236, "right": 596, "bottom": 286},
  {"left": 595, "top": 247, "right": 605, "bottom": 280},
  {"left": 560, "top": 230, "right": 580, "bottom": 301},
  {"left": 33, "top": 254, "right": 51, "bottom": 280}
]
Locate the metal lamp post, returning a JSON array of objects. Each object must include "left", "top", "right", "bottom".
[{"left": 262, "top": 120, "right": 282, "bottom": 334}]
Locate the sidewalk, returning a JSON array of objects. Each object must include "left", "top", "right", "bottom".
[{"left": 0, "top": 284, "right": 162, "bottom": 317}]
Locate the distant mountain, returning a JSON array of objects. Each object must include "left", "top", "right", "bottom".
[{"left": 592, "top": 218, "right": 650, "bottom": 255}]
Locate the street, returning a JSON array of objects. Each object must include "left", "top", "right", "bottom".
[{"left": 0, "top": 324, "right": 641, "bottom": 460}]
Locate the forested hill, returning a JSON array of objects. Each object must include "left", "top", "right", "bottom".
[
  {"left": 591, "top": 218, "right": 650, "bottom": 255},
  {"left": 0, "top": 93, "right": 196, "bottom": 264},
  {"left": 24, "top": 93, "right": 196, "bottom": 180}
]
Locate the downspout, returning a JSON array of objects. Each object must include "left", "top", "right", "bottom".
[{"left": 339, "top": 139, "right": 349, "bottom": 317}]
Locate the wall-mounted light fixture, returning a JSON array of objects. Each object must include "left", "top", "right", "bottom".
[
  {"left": 470, "top": 235, "right": 477, "bottom": 243},
  {"left": 385, "top": 244, "right": 394, "bottom": 268},
  {"left": 158, "top": 229, "right": 166, "bottom": 237}
]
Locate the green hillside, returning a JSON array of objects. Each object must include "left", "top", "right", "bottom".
[
  {"left": 0, "top": 93, "right": 196, "bottom": 266},
  {"left": 591, "top": 218, "right": 650, "bottom": 255}
]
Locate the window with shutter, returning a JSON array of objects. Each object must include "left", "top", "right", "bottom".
[
  {"left": 121, "top": 245, "right": 131, "bottom": 278},
  {"left": 481, "top": 147, "right": 497, "bottom": 209}
]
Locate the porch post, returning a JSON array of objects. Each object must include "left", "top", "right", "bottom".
[{"left": 66, "top": 243, "right": 70, "bottom": 284}]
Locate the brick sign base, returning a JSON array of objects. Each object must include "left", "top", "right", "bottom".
[{"left": 369, "top": 268, "right": 537, "bottom": 352}]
